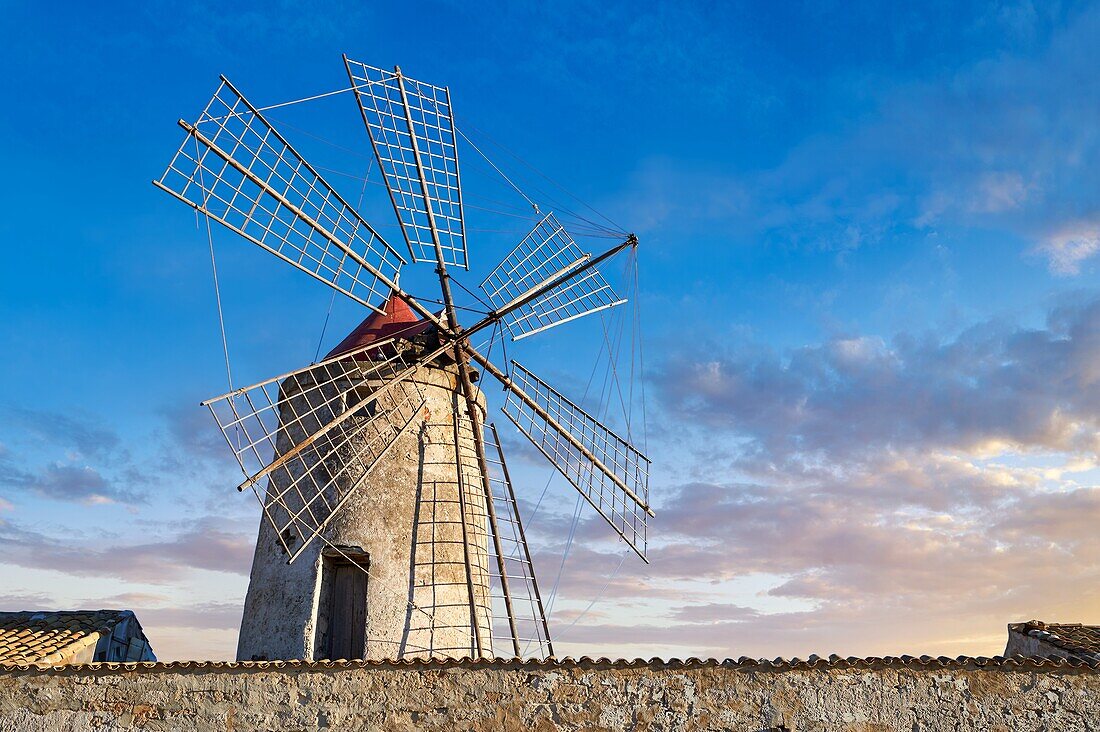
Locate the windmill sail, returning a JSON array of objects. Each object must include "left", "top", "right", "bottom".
[
  {"left": 482, "top": 423, "right": 554, "bottom": 658},
  {"left": 154, "top": 77, "right": 405, "bottom": 314},
  {"left": 501, "top": 361, "right": 651, "bottom": 561},
  {"left": 202, "top": 336, "right": 429, "bottom": 561},
  {"left": 344, "top": 58, "right": 467, "bottom": 270},
  {"left": 480, "top": 213, "right": 626, "bottom": 340}
]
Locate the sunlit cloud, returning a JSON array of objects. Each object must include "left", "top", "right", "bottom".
[
  {"left": 544, "top": 294, "right": 1100, "bottom": 658},
  {"left": 0, "top": 516, "right": 253, "bottom": 584}
]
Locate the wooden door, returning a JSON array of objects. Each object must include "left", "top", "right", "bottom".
[{"left": 328, "top": 563, "right": 367, "bottom": 660}]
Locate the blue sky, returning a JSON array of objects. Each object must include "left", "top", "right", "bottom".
[{"left": 1, "top": 0, "right": 1098, "bottom": 660}]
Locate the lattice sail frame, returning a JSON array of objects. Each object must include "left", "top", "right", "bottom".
[
  {"left": 154, "top": 77, "right": 405, "bottom": 314},
  {"left": 202, "top": 336, "right": 427, "bottom": 561},
  {"left": 502, "top": 362, "right": 650, "bottom": 560},
  {"left": 345, "top": 59, "right": 468, "bottom": 269},
  {"left": 481, "top": 213, "right": 627, "bottom": 340},
  {"left": 482, "top": 423, "right": 553, "bottom": 658}
]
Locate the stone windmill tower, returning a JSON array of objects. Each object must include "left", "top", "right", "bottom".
[
  {"left": 154, "top": 59, "right": 653, "bottom": 661},
  {"left": 236, "top": 296, "right": 494, "bottom": 661}
]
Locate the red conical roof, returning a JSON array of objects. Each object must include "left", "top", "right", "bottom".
[{"left": 325, "top": 292, "right": 432, "bottom": 360}]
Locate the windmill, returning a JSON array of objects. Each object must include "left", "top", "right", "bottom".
[{"left": 153, "top": 58, "right": 652, "bottom": 661}]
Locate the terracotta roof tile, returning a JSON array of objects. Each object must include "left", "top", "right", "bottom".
[
  {"left": 1014, "top": 620, "right": 1100, "bottom": 661},
  {"left": 0, "top": 610, "right": 130, "bottom": 665}
]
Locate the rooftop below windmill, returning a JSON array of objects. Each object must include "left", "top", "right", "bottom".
[
  {"left": 0, "top": 610, "right": 155, "bottom": 666},
  {"left": 1006, "top": 620, "right": 1100, "bottom": 663}
]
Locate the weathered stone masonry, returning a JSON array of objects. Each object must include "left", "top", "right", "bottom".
[{"left": 2, "top": 656, "right": 1099, "bottom": 731}]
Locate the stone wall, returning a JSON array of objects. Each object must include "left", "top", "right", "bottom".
[{"left": 2, "top": 657, "right": 1099, "bottom": 731}]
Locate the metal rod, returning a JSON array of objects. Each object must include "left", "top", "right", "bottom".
[
  {"left": 500, "top": 408, "right": 648, "bottom": 563},
  {"left": 489, "top": 422, "right": 554, "bottom": 656},
  {"left": 175, "top": 123, "right": 383, "bottom": 282},
  {"left": 450, "top": 398, "right": 485, "bottom": 658},
  {"left": 439, "top": 236, "right": 635, "bottom": 349},
  {"left": 467, "top": 348, "right": 655, "bottom": 517},
  {"left": 457, "top": 361, "right": 521, "bottom": 657},
  {"left": 485, "top": 236, "right": 635, "bottom": 331}
]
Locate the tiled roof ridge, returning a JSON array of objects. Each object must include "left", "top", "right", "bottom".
[
  {"left": 3, "top": 608, "right": 131, "bottom": 618},
  {"left": 2, "top": 654, "right": 1099, "bottom": 674}
]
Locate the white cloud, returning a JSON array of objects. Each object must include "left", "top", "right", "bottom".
[
  {"left": 970, "top": 172, "right": 1032, "bottom": 213},
  {"left": 1038, "top": 222, "right": 1100, "bottom": 275}
]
